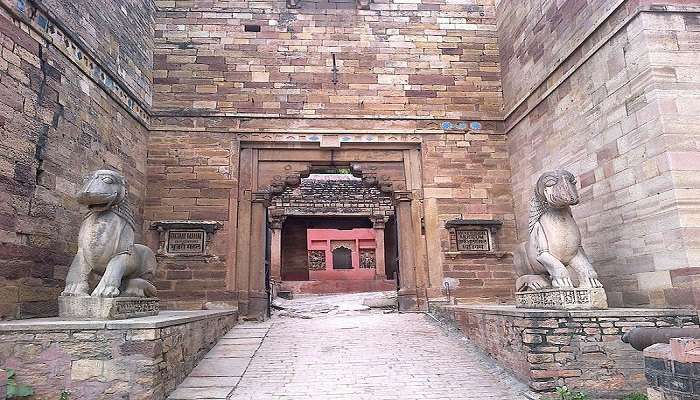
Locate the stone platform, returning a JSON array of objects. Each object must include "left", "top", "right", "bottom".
[
  {"left": 58, "top": 296, "right": 159, "bottom": 319},
  {"left": 0, "top": 310, "right": 238, "bottom": 400},
  {"left": 430, "top": 304, "right": 699, "bottom": 398}
]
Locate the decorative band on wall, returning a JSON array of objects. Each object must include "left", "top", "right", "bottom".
[{"left": 0, "top": 0, "right": 151, "bottom": 126}]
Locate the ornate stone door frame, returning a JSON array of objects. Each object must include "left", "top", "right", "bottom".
[{"left": 230, "top": 140, "right": 438, "bottom": 316}]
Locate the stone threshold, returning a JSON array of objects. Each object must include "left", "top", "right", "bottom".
[
  {"left": 0, "top": 310, "right": 238, "bottom": 331},
  {"left": 443, "top": 304, "right": 697, "bottom": 318}
]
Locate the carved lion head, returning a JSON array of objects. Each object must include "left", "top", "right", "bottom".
[
  {"left": 535, "top": 170, "right": 579, "bottom": 208},
  {"left": 77, "top": 169, "right": 127, "bottom": 210}
]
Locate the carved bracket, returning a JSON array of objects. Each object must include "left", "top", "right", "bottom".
[{"left": 150, "top": 220, "right": 223, "bottom": 257}]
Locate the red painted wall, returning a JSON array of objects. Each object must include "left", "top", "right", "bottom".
[{"left": 307, "top": 229, "right": 377, "bottom": 281}]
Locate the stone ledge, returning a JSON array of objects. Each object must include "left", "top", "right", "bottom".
[
  {"left": 432, "top": 303, "right": 700, "bottom": 396},
  {"left": 444, "top": 304, "right": 698, "bottom": 318},
  {"left": 0, "top": 308, "right": 238, "bottom": 400},
  {"left": 0, "top": 310, "right": 238, "bottom": 331}
]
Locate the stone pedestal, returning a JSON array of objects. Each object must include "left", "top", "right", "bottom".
[
  {"left": 58, "top": 296, "right": 159, "bottom": 320},
  {"left": 515, "top": 287, "right": 608, "bottom": 310},
  {"left": 430, "top": 304, "right": 699, "bottom": 397}
]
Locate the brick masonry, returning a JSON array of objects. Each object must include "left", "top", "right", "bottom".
[
  {"left": 432, "top": 304, "right": 700, "bottom": 397},
  {"left": 152, "top": 0, "right": 502, "bottom": 119},
  {"left": 0, "top": 0, "right": 152, "bottom": 320},
  {"left": 145, "top": 126, "right": 517, "bottom": 308},
  {"left": 502, "top": 1, "right": 700, "bottom": 307},
  {"left": 37, "top": 0, "right": 155, "bottom": 105},
  {"left": 0, "top": 310, "right": 237, "bottom": 400},
  {"left": 645, "top": 338, "right": 700, "bottom": 399},
  {"left": 2, "top": 0, "right": 699, "bottom": 319}
]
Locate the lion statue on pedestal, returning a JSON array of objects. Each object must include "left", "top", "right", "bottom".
[
  {"left": 513, "top": 170, "right": 603, "bottom": 292},
  {"left": 61, "top": 169, "right": 157, "bottom": 298}
]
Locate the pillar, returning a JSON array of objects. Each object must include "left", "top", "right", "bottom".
[
  {"left": 395, "top": 191, "right": 419, "bottom": 310},
  {"left": 269, "top": 214, "right": 285, "bottom": 283},
  {"left": 372, "top": 216, "right": 387, "bottom": 280},
  {"left": 248, "top": 191, "right": 270, "bottom": 319}
]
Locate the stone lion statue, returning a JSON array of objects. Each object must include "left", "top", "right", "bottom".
[
  {"left": 62, "top": 170, "right": 157, "bottom": 298},
  {"left": 513, "top": 170, "right": 603, "bottom": 292}
]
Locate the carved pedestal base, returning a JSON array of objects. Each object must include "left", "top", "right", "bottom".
[
  {"left": 515, "top": 287, "right": 608, "bottom": 310},
  {"left": 58, "top": 296, "right": 160, "bottom": 320}
]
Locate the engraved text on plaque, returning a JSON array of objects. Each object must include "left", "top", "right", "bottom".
[
  {"left": 168, "top": 230, "right": 206, "bottom": 254},
  {"left": 456, "top": 229, "right": 490, "bottom": 252}
]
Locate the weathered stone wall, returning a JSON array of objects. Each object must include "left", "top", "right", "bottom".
[
  {"left": 644, "top": 338, "right": 700, "bottom": 399},
  {"left": 146, "top": 119, "right": 516, "bottom": 308},
  {"left": 152, "top": 0, "right": 502, "bottom": 119},
  {"left": 497, "top": 0, "right": 620, "bottom": 113},
  {"left": 0, "top": 310, "right": 237, "bottom": 400},
  {"left": 37, "top": 0, "right": 155, "bottom": 105},
  {"left": 432, "top": 304, "right": 699, "bottom": 397},
  {"left": 0, "top": 0, "right": 152, "bottom": 319},
  {"left": 502, "top": 2, "right": 700, "bottom": 307},
  {"left": 422, "top": 131, "right": 516, "bottom": 301}
]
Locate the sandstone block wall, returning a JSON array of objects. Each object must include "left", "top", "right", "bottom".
[
  {"left": 153, "top": 0, "right": 502, "bottom": 119},
  {"left": 146, "top": 119, "right": 517, "bottom": 308},
  {"left": 502, "top": 1, "right": 700, "bottom": 307},
  {"left": 0, "top": 0, "right": 153, "bottom": 319},
  {"left": 38, "top": 0, "right": 155, "bottom": 105},
  {"left": 433, "top": 304, "right": 699, "bottom": 397},
  {"left": 0, "top": 311, "right": 237, "bottom": 400}
]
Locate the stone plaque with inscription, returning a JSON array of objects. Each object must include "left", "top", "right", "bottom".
[
  {"left": 152, "top": 221, "right": 223, "bottom": 257},
  {"left": 168, "top": 230, "right": 205, "bottom": 254},
  {"left": 445, "top": 219, "right": 502, "bottom": 253},
  {"left": 456, "top": 229, "right": 490, "bottom": 252}
]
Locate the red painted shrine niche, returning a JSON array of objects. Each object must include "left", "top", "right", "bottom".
[{"left": 306, "top": 229, "right": 380, "bottom": 281}]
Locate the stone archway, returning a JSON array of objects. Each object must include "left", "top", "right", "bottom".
[{"left": 230, "top": 140, "right": 431, "bottom": 317}]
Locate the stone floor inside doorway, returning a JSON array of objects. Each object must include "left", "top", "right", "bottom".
[{"left": 168, "top": 292, "right": 536, "bottom": 400}]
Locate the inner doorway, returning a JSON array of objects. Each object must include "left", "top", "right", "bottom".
[
  {"left": 271, "top": 172, "right": 399, "bottom": 295},
  {"left": 234, "top": 141, "right": 430, "bottom": 317}
]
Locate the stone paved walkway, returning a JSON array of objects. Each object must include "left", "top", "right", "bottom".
[{"left": 169, "top": 294, "right": 533, "bottom": 400}]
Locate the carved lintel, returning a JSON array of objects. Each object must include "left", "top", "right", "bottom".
[{"left": 357, "top": 0, "right": 371, "bottom": 9}]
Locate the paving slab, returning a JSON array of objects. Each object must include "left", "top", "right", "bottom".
[
  {"left": 168, "top": 387, "right": 232, "bottom": 399},
  {"left": 170, "top": 293, "right": 533, "bottom": 400},
  {"left": 189, "top": 358, "right": 250, "bottom": 377},
  {"left": 179, "top": 377, "right": 240, "bottom": 388},
  {"left": 218, "top": 337, "right": 264, "bottom": 345}
]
